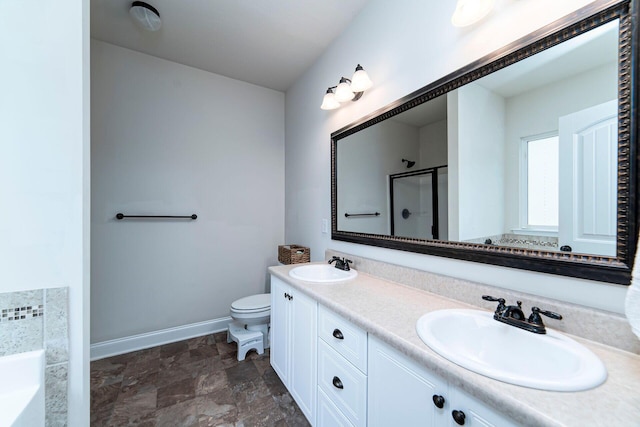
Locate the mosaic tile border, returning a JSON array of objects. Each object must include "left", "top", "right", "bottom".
[{"left": 0, "top": 305, "right": 44, "bottom": 322}]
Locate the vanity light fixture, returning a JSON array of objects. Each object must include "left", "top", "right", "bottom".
[
  {"left": 334, "top": 77, "right": 356, "bottom": 102},
  {"left": 130, "top": 1, "right": 162, "bottom": 32},
  {"left": 320, "top": 64, "right": 373, "bottom": 110},
  {"left": 451, "top": 0, "right": 495, "bottom": 27},
  {"left": 320, "top": 88, "right": 341, "bottom": 110}
]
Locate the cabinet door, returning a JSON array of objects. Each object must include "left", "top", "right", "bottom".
[
  {"left": 270, "top": 277, "right": 290, "bottom": 385},
  {"left": 368, "top": 335, "right": 447, "bottom": 427},
  {"left": 290, "top": 288, "right": 318, "bottom": 424},
  {"left": 448, "top": 387, "right": 520, "bottom": 427}
]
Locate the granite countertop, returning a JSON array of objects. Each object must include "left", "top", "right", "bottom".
[{"left": 269, "top": 263, "right": 640, "bottom": 427}]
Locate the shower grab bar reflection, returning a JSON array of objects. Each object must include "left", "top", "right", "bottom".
[
  {"left": 344, "top": 212, "right": 380, "bottom": 218},
  {"left": 116, "top": 213, "right": 197, "bottom": 220}
]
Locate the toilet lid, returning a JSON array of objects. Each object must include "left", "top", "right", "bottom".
[{"left": 231, "top": 293, "right": 271, "bottom": 311}]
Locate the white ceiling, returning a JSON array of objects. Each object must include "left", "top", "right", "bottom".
[
  {"left": 478, "top": 19, "right": 618, "bottom": 98},
  {"left": 391, "top": 19, "right": 618, "bottom": 129},
  {"left": 91, "top": 0, "right": 370, "bottom": 92}
]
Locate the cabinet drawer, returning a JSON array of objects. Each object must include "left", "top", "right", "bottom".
[
  {"left": 317, "top": 388, "right": 355, "bottom": 427},
  {"left": 318, "top": 340, "right": 367, "bottom": 427},
  {"left": 318, "top": 305, "right": 367, "bottom": 373}
]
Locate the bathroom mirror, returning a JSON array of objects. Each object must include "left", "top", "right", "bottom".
[{"left": 331, "top": 0, "right": 638, "bottom": 284}]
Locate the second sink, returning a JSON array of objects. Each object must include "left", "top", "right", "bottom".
[{"left": 416, "top": 309, "right": 607, "bottom": 391}]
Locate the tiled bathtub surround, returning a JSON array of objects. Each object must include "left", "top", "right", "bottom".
[
  {"left": 326, "top": 250, "right": 640, "bottom": 355},
  {"left": 0, "top": 288, "right": 69, "bottom": 427},
  {"left": 0, "top": 290, "right": 44, "bottom": 356}
]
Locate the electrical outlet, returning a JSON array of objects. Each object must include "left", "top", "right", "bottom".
[{"left": 322, "top": 218, "right": 329, "bottom": 234}]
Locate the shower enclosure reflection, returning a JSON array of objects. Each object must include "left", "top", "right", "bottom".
[{"left": 390, "top": 166, "right": 448, "bottom": 240}]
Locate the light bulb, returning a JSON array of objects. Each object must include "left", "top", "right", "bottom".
[
  {"left": 451, "top": 0, "right": 494, "bottom": 27},
  {"left": 334, "top": 78, "right": 355, "bottom": 102},
  {"left": 350, "top": 65, "right": 373, "bottom": 93},
  {"left": 320, "top": 89, "right": 340, "bottom": 110}
]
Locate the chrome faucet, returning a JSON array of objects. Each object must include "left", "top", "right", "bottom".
[
  {"left": 482, "top": 295, "right": 562, "bottom": 334},
  {"left": 328, "top": 256, "right": 353, "bottom": 271}
]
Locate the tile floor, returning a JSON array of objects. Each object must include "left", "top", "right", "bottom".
[{"left": 90, "top": 332, "right": 310, "bottom": 426}]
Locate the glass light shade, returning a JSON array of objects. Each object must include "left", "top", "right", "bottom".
[
  {"left": 451, "top": 0, "right": 494, "bottom": 27},
  {"left": 130, "top": 2, "right": 162, "bottom": 31},
  {"left": 334, "top": 79, "right": 355, "bottom": 102},
  {"left": 350, "top": 66, "right": 373, "bottom": 92},
  {"left": 320, "top": 91, "right": 340, "bottom": 110}
]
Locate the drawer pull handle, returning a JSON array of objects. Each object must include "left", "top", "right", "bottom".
[
  {"left": 332, "top": 329, "right": 344, "bottom": 340},
  {"left": 452, "top": 410, "right": 466, "bottom": 425},
  {"left": 332, "top": 376, "right": 344, "bottom": 389},
  {"left": 432, "top": 394, "right": 445, "bottom": 409}
]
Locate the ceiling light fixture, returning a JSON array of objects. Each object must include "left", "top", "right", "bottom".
[
  {"left": 320, "top": 64, "right": 373, "bottom": 110},
  {"left": 130, "top": 1, "right": 162, "bottom": 32},
  {"left": 451, "top": 0, "right": 495, "bottom": 27}
]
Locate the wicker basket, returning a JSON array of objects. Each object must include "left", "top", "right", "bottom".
[{"left": 278, "top": 245, "right": 310, "bottom": 265}]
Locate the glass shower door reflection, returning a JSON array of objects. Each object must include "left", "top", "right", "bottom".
[{"left": 390, "top": 166, "right": 447, "bottom": 240}]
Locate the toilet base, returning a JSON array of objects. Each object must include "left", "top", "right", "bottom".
[{"left": 227, "top": 322, "right": 264, "bottom": 361}]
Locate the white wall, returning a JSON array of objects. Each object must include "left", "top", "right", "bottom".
[
  {"left": 337, "top": 120, "right": 418, "bottom": 234},
  {"left": 419, "top": 119, "right": 448, "bottom": 168},
  {"left": 285, "top": 0, "right": 629, "bottom": 314},
  {"left": 503, "top": 63, "right": 618, "bottom": 230},
  {"left": 418, "top": 119, "right": 449, "bottom": 240},
  {"left": 453, "top": 83, "right": 506, "bottom": 241},
  {"left": 0, "top": 0, "right": 90, "bottom": 425},
  {"left": 91, "top": 41, "right": 284, "bottom": 343}
]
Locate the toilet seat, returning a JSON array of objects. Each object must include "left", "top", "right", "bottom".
[{"left": 231, "top": 293, "right": 270, "bottom": 313}]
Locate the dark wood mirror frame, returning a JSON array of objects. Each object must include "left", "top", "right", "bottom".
[{"left": 331, "top": 0, "right": 638, "bottom": 285}]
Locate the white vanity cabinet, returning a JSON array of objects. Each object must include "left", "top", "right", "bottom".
[
  {"left": 270, "top": 276, "right": 317, "bottom": 425},
  {"left": 270, "top": 273, "right": 518, "bottom": 427},
  {"left": 368, "top": 335, "right": 519, "bottom": 427},
  {"left": 368, "top": 335, "right": 447, "bottom": 426},
  {"left": 317, "top": 305, "right": 368, "bottom": 427}
]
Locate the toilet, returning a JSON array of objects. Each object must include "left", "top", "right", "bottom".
[{"left": 227, "top": 293, "right": 271, "bottom": 361}]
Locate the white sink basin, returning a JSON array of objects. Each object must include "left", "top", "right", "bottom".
[
  {"left": 289, "top": 264, "right": 357, "bottom": 283},
  {"left": 416, "top": 309, "right": 607, "bottom": 391}
]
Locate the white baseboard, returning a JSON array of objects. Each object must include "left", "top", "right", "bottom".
[{"left": 90, "top": 316, "right": 233, "bottom": 361}]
